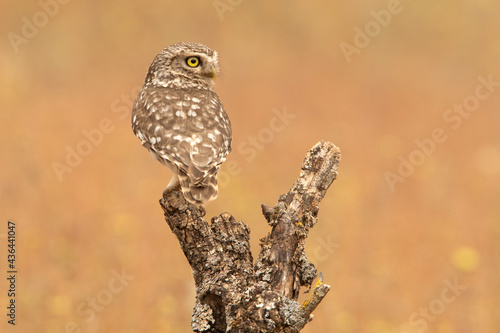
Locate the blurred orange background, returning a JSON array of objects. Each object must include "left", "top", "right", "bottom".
[{"left": 1, "top": 0, "right": 499, "bottom": 332}]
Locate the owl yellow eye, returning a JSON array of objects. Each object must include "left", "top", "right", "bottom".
[{"left": 186, "top": 56, "right": 200, "bottom": 67}]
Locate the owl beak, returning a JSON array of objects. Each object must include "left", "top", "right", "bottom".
[{"left": 203, "top": 64, "right": 217, "bottom": 81}]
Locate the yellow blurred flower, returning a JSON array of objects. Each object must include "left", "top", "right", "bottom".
[
  {"left": 437, "top": 321, "right": 455, "bottom": 333},
  {"left": 47, "top": 295, "right": 72, "bottom": 316},
  {"left": 451, "top": 246, "right": 480, "bottom": 272},
  {"left": 334, "top": 311, "right": 358, "bottom": 333},
  {"left": 106, "top": 214, "right": 137, "bottom": 237},
  {"left": 367, "top": 319, "right": 395, "bottom": 333}
]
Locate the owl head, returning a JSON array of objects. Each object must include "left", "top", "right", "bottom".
[{"left": 145, "top": 42, "right": 220, "bottom": 88}]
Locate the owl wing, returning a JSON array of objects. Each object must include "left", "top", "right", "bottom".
[{"left": 132, "top": 85, "right": 232, "bottom": 185}]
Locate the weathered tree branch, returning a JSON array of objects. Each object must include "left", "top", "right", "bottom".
[{"left": 160, "top": 141, "right": 341, "bottom": 332}]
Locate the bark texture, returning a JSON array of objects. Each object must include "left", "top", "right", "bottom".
[{"left": 160, "top": 141, "right": 341, "bottom": 332}]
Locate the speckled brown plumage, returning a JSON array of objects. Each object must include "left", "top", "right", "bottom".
[{"left": 132, "top": 42, "right": 232, "bottom": 204}]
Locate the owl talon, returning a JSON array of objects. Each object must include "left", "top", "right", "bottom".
[
  {"left": 162, "top": 184, "right": 182, "bottom": 199},
  {"left": 198, "top": 205, "right": 206, "bottom": 217}
]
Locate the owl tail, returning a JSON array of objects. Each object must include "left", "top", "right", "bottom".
[{"left": 177, "top": 169, "right": 218, "bottom": 205}]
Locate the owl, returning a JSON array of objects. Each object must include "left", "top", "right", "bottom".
[{"left": 132, "top": 42, "right": 232, "bottom": 205}]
